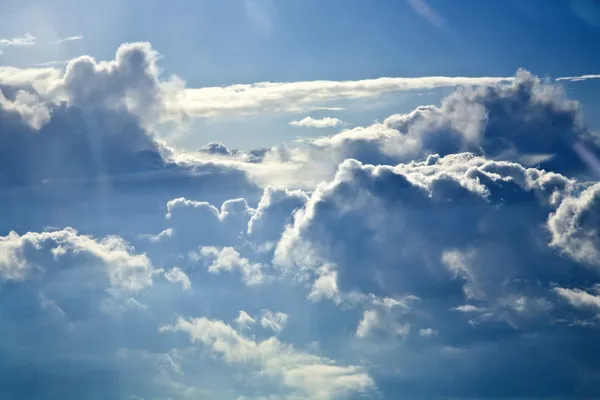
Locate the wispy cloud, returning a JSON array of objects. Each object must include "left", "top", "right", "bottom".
[
  {"left": 52, "top": 35, "right": 83, "bottom": 44},
  {"left": 407, "top": 0, "right": 445, "bottom": 28},
  {"left": 0, "top": 33, "right": 36, "bottom": 47},
  {"left": 31, "top": 60, "right": 70, "bottom": 67},
  {"left": 556, "top": 74, "right": 600, "bottom": 82},
  {"left": 169, "top": 75, "right": 513, "bottom": 118}
]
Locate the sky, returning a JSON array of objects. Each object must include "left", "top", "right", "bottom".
[{"left": 1, "top": 0, "right": 600, "bottom": 399}]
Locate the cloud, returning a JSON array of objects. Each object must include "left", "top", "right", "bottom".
[
  {"left": 289, "top": 116, "right": 343, "bottom": 128},
  {"left": 297, "top": 70, "right": 596, "bottom": 177},
  {"left": 164, "top": 267, "right": 191, "bottom": 290},
  {"left": 548, "top": 183, "right": 600, "bottom": 266},
  {"left": 0, "top": 33, "right": 36, "bottom": 47},
  {"left": 556, "top": 74, "right": 600, "bottom": 82},
  {"left": 1, "top": 49, "right": 514, "bottom": 121},
  {"left": 260, "top": 310, "right": 288, "bottom": 333},
  {"left": 195, "top": 246, "right": 266, "bottom": 286},
  {"left": 236, "top": 310, "right": 257, "bottom": 328},
  {"left": 418, "top": 328, "right": 438, "bottom": 337},
  {"left": 274, "top": 152, "right": 572, "bottom": 302},
  {"left": 407, "top": 0, "right": 445, "bottom": 28},
  {"left": 0, "top": 228, "right": 157, "bottom": 291},
  {"left": 555, "top": 286, "right": 600, "bottom": 311},
  {"left": 53, "top": 35, "right": 84, "bottom": 44},
  {"left": 30, "top": 60, "right": 70, "bottom": 67},
  {"left": 161, "top": 316, "right": 374, "bottom": 399},
  {"left": 167, "top": 75, "right": 513, "bottom": 118},
  {"left": 248, "top": 186, "right": 309, "bottom": 242},
  {"left": 355, "top": 309, "right": 380, "bottom": 338}
]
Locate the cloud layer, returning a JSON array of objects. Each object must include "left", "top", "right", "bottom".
[{"left": 1, "top": 40, "right": 600, "bottom": 400}]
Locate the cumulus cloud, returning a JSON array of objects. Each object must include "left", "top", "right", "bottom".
[
  {"left": 161, "top": 316, "right": 374, "bottom": 399},
  {"left": 548, "top": 183, "right": 600, "bottom": 266},
  {"left": 3, "top": 40, "right": 600, "bottom": 399},
  {"left": 274, "top": 152, "right": 572, "bottom": 302},
  {"left": 296, "top": 70, "right": 597, "bottom": 177},
  {"left": 0, "top": 228, "right": 156, "bottom": 291},
  {"left": 289, "top": 116, "right": 343, "bottom": 128},
  {"left": 195, "top": 246, "right": 266, "bottom": 286}
]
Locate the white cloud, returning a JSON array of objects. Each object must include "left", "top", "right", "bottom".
[
  {"left": 167, "top": 75, "right": 513, "bottom": 118},
  {"left": 235, "top": 310, "right": 257, "bottom": 328},
  {"left": 452, "top": 304, "right": 486, "bottom": 313},
  {"left": 554, "top": 287, "right": 600, "bottom": 311},
  {"left": 260, "top": 310, "right": 288, "bottom": 333},
  {"left": 556, "top": 74, "right": 600, "bottom": 82},
  {"left": 548, "top": 183, "right": 600, "bottom": 266},
  {"left": 0, "top": 228, "right": 156, "bottom": 291},
  {"left": 0, "top": 32, "right": 36, "bottom": 47},
  {"left": 161, "top": 316, "right": 374, "bottom": 399},
  {"left": 355, "top": 310, "right": 380, "bottom": 338},
  {"left": 289, "top": 116, "right": 343, "bottom": 128},
  {"left": 197, "top": 246, "right": 266, "bottom": 286},
  {"left": 164, "top": 267, "right": 191, "bottom": 291},
  {"left": 53, "top": 35, "right": 84, "bottom": 44}
]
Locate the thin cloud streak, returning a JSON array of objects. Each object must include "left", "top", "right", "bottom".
[{"left": 556, "top": 74, "right": 600, "bottom": 82}]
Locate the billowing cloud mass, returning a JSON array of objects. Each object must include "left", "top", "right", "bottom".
[{"left": 2, "top": 40, "right": 600, "bottom": 400}]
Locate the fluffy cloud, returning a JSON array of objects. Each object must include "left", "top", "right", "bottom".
[
  {"left": 548, "top": 183, "right": 600, "bottom": 266},
  {"left": 3, "top": 40, "right": 600, "bottom": 399},
  {"left": 248, "top": 186, "right": 309, "bottom": 242},
  {"left": 162, "top": 316, "right": 374, "bottom": 399},
  {"left": 275, "top": 152, "right": 571, "bottom": 301},
  {"left": 0, "top": 228, "right": 156, "bottom": 291},
  {"left": 194, "top": 246, "right": 266, "bottom": 286},
  {"left": 290, "top": 116, "right": 343, "bottom": 128}
]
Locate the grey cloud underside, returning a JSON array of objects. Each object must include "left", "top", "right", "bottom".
[{"left": 2, "top": 42, "right": 600, "bottom": 399}]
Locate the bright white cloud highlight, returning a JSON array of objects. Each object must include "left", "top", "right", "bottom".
[
  {"left": 161, "top": 316, "right": 374, "bottom": 399},
  {"left": 197, "top": 246, "right": 265, "bottom": 286},
  {"left": 556, "top": 74, "right": 600, "bottom": 82},
  {"left": 0, "top": 228, "right": 156, "bottom": 291},
  {"left": 290, "top": 116, "right": 343, "bottom": 128}
]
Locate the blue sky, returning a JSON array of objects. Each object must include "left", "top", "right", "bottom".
[{"left": 1, "top": 1, "right": 600, "bottom": 399}]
